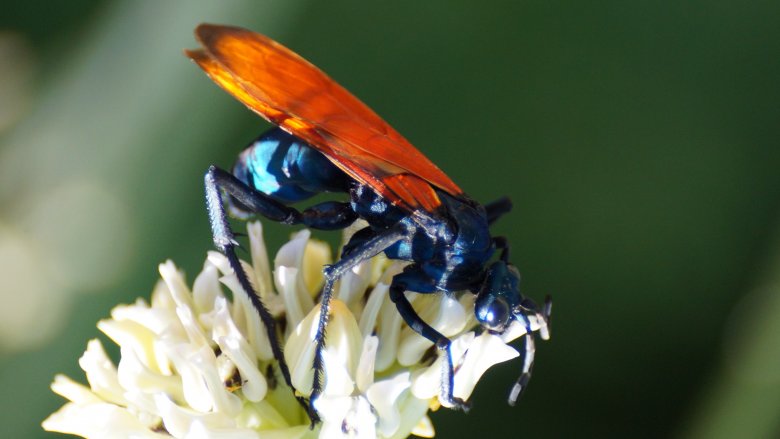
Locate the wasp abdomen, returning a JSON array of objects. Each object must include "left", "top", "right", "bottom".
[{"left": 233, "top": 127, "right": 351, "bottom": 203}]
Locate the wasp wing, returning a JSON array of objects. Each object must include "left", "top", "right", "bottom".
[{"left": 185, "top": 24, "right": 462, "bottom": 214}]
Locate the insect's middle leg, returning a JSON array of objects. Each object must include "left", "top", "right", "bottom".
[
  {"left": 388, "top": 266, "right": 471, "bottom": 411},
  {"left": 309, "top": 224, "right": 408, "bottom": 414},
  {"left": 508, "top": 322, "right": 537, "bottom": 406},
  {"left": 508, "top": 294, "right": 552, "bottom": 405}
]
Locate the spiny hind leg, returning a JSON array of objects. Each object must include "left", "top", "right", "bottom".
[
  {"left": 309, "top": 224, "right": 408, "bottom": 419},
  {"left": 205, "top": 165, "right": 316, "bottom": 421}
]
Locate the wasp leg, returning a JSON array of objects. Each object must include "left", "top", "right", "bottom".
[
  {"left": 228, "top": 195, "right": 357, "bottom": 231},
  {"left": 207, "top": 166, "right": 357, "bottom": 230},
  {"left": 485, "top": 196, "right": 513, "bottom": 225},
  {"left": 340, "top": 225, "right": 374, "bottom": 258},
  {"left": 205, "top": 165, "right": 315, "bottom": 422},
  {"left": 388, "top": 266, "right": 471, "bottom": 412},
  {"left": 508, "top": 294, "right": 552, "bottom": 405},
  {"left": 508, "top": 325, "right": 536, "bottom": 406},
  {"left": 309, "top": 224, "right": 408, "bottom": 419},
  {"left": 298, "top": 201, "right": 358, "bottom": 230}
]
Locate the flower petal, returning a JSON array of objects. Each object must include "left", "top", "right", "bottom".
[
  {"left": 285, "top": 299, "right": 362, "bottom": 397},
  {"left": 43, "top": 402, "right": 168, "bottom": 439},
  {"left": 335, "top": 259, "right": 372, "bottom": 311},
  {"left": 116, "top": 345, "right": 182, "bottom": 402},
  {"left": 213, "top": 296, "right": 268, "bottom": 402},
  {"left": 397, "top": 293, "right": 467, "bottom": 366},
  {"left": 49, "top": 374, "right": 102, "bottom": 405},
  {"left": 410, "top": 332, "right": 474, "bottom": 401},
  {"left": 316, "top": 395, "right": 376, "bottom": 439},
  {"left": 159, "top": 260, "right": 196, "bottom": 311},
  {"left": 374, "top": 291, "right": 405, "bottom": 373},
  {"left": 155, "top": 393, "right": 237, "bottom": 438},
  {"left": 358, "top": 281, "right": 389, "bottom": 339},
  {"left": 78, "top": 339, "right": 126, "bottom": 405},
  {"left": 410, "top": 414, "right": 435, "bottom": 438},
  {"left": 275, "top": 230, "right": 316, "bottom": 330},
  {"left": 185, "top": 419, "right": 261, "bottom": 439},
  {"left": 386, "top": 396, "right": 431, "bottom": 439},
  {"left": 98, "top": 318, "right": 161, "bottom": 373},
  {"left": 452, "top": 332, "right": 519, "bottom": 401},
  {"left": 302, "top": 237, "right": 331, "bottom": 295},
  {"left": 217, "top": 271, "right": 275, "bottom": 362},
  {"left": 366, "top": 372, "right": 411, "bottom": 437},
  {"left": 355, "top": 335, "right": 379, "bottom": 392},
  {"left": 164, "top": 343, "right": 242, "bottom": 416},
  {"left": 501, "top": 315, "right": 547, "bottom": 343},
  {"left": 192, "top": 261, "right": 223, "bottom": 315},
  {"left": 247, "top": 221, "right": 274, "bottom": 298}
]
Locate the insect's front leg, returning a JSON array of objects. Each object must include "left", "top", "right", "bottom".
[
  {"left": 508, "top": 327, "right": 536, "bottom": 406},
  {"left": 505, "top": 295, "right": 551, "bottom": 406},
  {"left": 309, "top": 224, "right": 408, "bottom": 418},
  {"left": 388, "top": 266, "right": 471, "bottom": 412},
  {"left": 204, "top": 165, "right": 315, "bottom": 421}
]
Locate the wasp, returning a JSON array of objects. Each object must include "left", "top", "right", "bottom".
[{"left": 186, "top": 24, "right": 551, "bottom": 423}]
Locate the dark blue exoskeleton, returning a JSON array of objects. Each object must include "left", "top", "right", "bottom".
[{"left": 204, "top": 127, "right": 551, "bottom": 422}]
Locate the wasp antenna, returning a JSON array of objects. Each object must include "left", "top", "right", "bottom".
[
  {"left": 543, "top": 295, "right": 553, "bottom": 319},
  {"left": 539, "top": 295, "right": 553, "bottom": 340}
]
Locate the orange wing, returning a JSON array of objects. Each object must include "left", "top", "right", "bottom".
[{"left": 185, "top": 23, "right": 462, "bottom": 214}]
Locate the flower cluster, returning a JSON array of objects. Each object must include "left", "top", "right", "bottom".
[{"left": 44, "top": 221, "right": 542, "bottom": 439}]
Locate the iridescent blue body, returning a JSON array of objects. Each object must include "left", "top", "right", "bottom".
[
  {"left": 232, "top": 128, "right": 496, "bottom": 295},
  {"left": 232, "top": 130, "right": 351, "bottom": 203},
  {"left": 204, "top": 127, "right": 550, "bottom": 421},
  {"left": 191, "top": 24, "right": 551, "bottom": 425}
]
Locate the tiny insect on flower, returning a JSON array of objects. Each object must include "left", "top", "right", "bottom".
[{"left": 43, "top": 222, "right": 547, "bottom": 439}]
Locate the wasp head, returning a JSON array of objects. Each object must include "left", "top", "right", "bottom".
[
  {"left": 475, "top": 260, "right": 552, "bottom": 405},
  {"left": 475, "top": 261, "right": 550, "bottom": 337}
]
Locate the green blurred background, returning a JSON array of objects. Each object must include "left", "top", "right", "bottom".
[{"left": 1, "top": 1, "right": 779, "bottom": 437}]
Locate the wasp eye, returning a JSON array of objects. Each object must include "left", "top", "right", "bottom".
[{"left": 476, "top": 296, "right": 511, "bottom": 332}]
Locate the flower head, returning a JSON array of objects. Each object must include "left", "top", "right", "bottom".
[{"left": 44, "top": 221, "right": 546, "bottom": 438}]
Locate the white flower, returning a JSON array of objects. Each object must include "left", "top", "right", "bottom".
[{"left": 44, "top": 221, "right": 544, "bottom": 439}]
